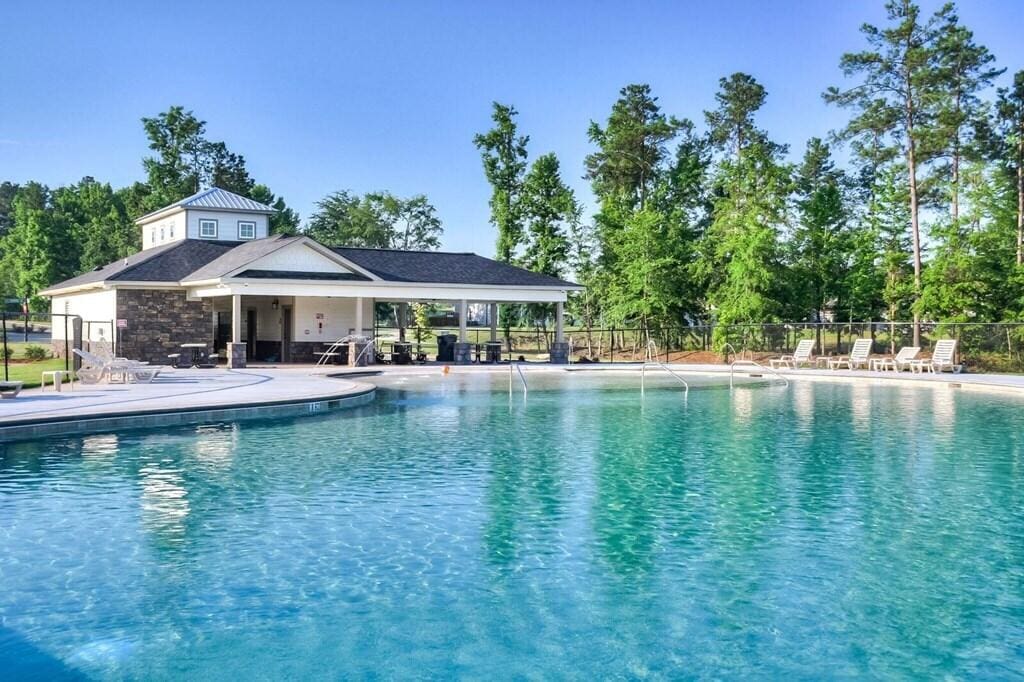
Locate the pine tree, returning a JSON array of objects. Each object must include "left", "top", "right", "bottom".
[
  {"left": 790, "top": 138, "right": 851, "bottom": 343},
  {"left": 249, "top": 184, "right": 301, "bottom": 236},
  {"left": 473, "top": 103, "right": 529, "bottom": 263},
  {"left": 700, "top": 74, "right": 789, "bottom": 350},
  {"left": 995, "top": 71, "right": 1024, "bottom": 266},
  {"left": 825, "top": 0, "right": 946, "bottom": 345}
]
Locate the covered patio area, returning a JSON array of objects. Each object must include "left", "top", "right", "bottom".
[{"left": 201, "top": 287, "right": 572, "bottom": 368}]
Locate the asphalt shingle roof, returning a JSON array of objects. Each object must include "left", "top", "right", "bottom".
[
  {"left": 44, "top": 239, "right": 581, "bottom": 292},
  {"left": 41, "top": 240, "right": 238, "bottom": 291},
  {"left": 334, "top": 247, "right": 580, "bottom": 288}
]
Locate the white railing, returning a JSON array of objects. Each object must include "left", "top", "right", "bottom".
[
  {"left": 316, "top": 335, "right": 374, "bottom": 367},
  {"left": 642, "top": 340, "right": 689, "bottom": 398},
  {"left": 729, "top": 359, "right": 789, "bottom": 389},
  {"left": 509, "top": 361, "right": 528, "bottom": 398}
]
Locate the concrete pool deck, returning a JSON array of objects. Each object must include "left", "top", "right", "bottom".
[
  {"left": 1, "top": 362, "right": 1022, "bottom": 442},
  {"left": 0, "top": 367, "right": 376, "bottom": 442}
]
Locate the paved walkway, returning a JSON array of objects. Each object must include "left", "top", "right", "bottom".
[{"left": 0, "top": 367, "right": 370, "bottom": 425}]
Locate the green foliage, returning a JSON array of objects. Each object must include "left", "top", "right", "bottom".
[
  {"left": 306, "top": 190, "right": 442, "bottom": 249},
  {"left": 585, "top": 84, "right": 682, "bottom": 215},
  {"left": 869, "top": 164, "right": 915, "bottom": 321},
  {"left": 22, "top": 344, "right": 49, "bottom": 361},
  {"left": 703, "top": 142, "right": 790, "bottom": 348},
  {"left": 411, "top": 303, "right": 432, "bottom": 345},
  {"left": 249, "top": 184, "right": 301, "bottom": 236},
  {"left": 53, "top": 177, "right": 138, "bottom": 271},
  {"left": 474, "top": 103, "right": 529, "bottom": 262},
  {"left": 789, "top": 138, "right": 852, "bottom": 322},
  {"left": 520, "top": 153, "right": 574, "bottom": 278},
  {"left": 2, "top": 182, "right": 66, "bottom": 303},
  {"left": 140, "top": 106, "right": 253, "bottom": 210}
]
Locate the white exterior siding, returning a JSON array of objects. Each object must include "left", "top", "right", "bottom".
[
  {"left": 140, "top": 211, "right": 187, "bottom": 250},
  {"left": 50, "top": 289, "right": 117, "bottom": 341},
  {"left": 245, "top": 242, "right": 354, "bottom": 274},
  {"left": 186, "top": 210, "right": 269, "bottom": 242},
  {"left": 293, "top": 297, "right": 374, "bottom": 341}
]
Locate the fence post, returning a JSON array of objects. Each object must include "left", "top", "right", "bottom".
[
  {"left": 2, "top": 311, "right": 7, "bottom": 382},
  {"left": 64, "top": 315, "right": 70, "bottom": 372}
]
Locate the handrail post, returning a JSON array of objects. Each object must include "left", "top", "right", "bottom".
[{"left": 2, "top": 311, "right": 7, "bottom": 382}]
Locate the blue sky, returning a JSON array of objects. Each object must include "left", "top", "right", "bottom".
[{"left": 2, "top": 0, "right": 1022, "bottom": 256}]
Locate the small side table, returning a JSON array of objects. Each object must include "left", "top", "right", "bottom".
[
  {"left": 870, "top": 358, "right": 892, "bottom": 372},
  {"left": 41, "top": 370, "right": 74, "bottom": 392}
]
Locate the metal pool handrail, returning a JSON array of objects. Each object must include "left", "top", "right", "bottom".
[
  {"left": 640, "top": 339, "right": 689, "bottom": 398},
  {"left": 641, "top": 362, "right": 689, "bottom": 398},
  {"left": 509, "top": 361, "right": 528, "bottom": 398},
  {"left": 729, "top": 359, "right": 789, "bottom": 389}
]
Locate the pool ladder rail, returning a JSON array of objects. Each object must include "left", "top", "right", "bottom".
[
  {"left": 641, "top": 340, "right": 689, "bottom": 398},
  {"left": 728, "top": 359, "right": 789, "bottom": 389},
  {"left": 509, "top": 361, "right": 528, "bottom": 398}
]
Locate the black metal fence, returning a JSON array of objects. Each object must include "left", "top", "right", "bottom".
[
  {"left": 3, "top": 316, "right": 1021, "bottom": 377},
  {"left": 375, "top": 322, "right": 1024, "bottom": 372},
  {"left": 0, "top": 312, "right": 117, "bottom": 383}
]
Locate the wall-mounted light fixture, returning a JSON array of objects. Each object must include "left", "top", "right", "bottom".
[{"left": 272, "top": 299, "right": 279, "bottom": 311}]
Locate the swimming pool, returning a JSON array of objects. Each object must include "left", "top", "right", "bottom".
[{"left": 1, "top": 372, "right": 1023, "bottom": 678}]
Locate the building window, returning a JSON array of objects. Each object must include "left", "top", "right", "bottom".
[
  {"left": 150, "top": 228, "right": 155, "bottom": 243},
  {"left": 160, "top": 227, "right": 165, "bottom": 241},
  {"left": 238, "top": 221, "right": 256, "bottom": 240},
  {"left": 199, "top": 219, "right": 218, "bottom": 238},
  {"left": 169, "top": 224, "right": 174, "bottom": 239}
]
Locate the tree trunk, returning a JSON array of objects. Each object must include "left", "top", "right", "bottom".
[
  {"left": 907, "top": 137, "right": 923, "bottom": 347},
  {"left": 1018, "top": 150, "right": 1023, "bottom": 266}
]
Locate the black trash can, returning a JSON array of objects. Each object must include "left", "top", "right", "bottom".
[
  {"left": 436, "top": 334, "right": 457, "bottom": 362},
  {"left": 485, "top": 341, "right": 503, "bottom": 364},
  {"left": 392, "top": 342, "right": 413, "bottom": 365}
]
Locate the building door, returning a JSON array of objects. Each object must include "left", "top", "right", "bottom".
[
  {"left": 281, "top": 306, "right": 292, "bottom": 363},
  {"left": 246, "top": 309, "right": 257, "bottom": 360}
]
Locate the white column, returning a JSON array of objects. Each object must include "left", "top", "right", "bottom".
[
  {"left": 555, "top": 301, "right": 565, "bottom": 343},
  {"left": 458, "top": 299, "right": 468, "bottom": 343},
  {"left": 489, "top": 303, "right": 498, "bottom": 342},
  {"left": 231, "top": 295, "right": 242, "bottom": 344},
  {"left": 355, "top": 297, "right": 364, "bottom": 337}
]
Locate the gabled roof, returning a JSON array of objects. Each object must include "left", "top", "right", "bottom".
[
  {"left": 135, "top": 187, "right": 275, "bottom": 223},
  {"left": 180, "top": 234, "right": 303, "bottom": 282},
  {"left": 40, "top": 240, "right": 239, "bottom": 293},
  {"left": 334, "top": 247, "right": 580, "bottom": 288}
]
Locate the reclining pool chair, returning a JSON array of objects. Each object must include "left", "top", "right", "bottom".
[
  {"left": 829, "top": 338, "right": 873, "bottom": 370},
  {"left": 912, "top": 339, "right": 963, "bottom": 374},
  {"left": 0, "top": 381, "right": 24, "bottom": 398},
  {"left": 769, "top": 339, "right": 816, "bottom": 369},
  {"left": 72, "top": 348, "right": 161, "bottom": 384}
]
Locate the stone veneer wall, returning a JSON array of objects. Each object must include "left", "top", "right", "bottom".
[
  {"left": 287, "top": 341, "right": 351, "bottom": 364},
  {"left": 116, "top": 289, "right": 212, "bottom": 365}
]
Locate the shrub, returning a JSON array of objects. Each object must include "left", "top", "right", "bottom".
[{"left": 23, "top": 345, "right": 49, "bottom": 361}]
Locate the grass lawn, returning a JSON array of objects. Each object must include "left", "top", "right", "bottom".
[{"left": 2, "top": 358, "right": 73, "bottom": 389}]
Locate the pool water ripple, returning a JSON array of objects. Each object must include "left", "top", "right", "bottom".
[{"left": 1, "top": 373, "right": 1024, "bottom": 678}]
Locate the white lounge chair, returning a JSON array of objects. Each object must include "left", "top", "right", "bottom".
[
  {"left": 829, "top": 338, "right": 873, "bottom": 370},
  {"left": 770, "top": 339, "right": 816, "bottom": 369},
  {"left": 873, "top": 346, "right": 920, "bottom": 372},
  {"left": 72, "top": 348, "right": 160, "bottom": 384},
  {"left": 912, "top": 339, "right": 962, "bottom": 374},
  {"left": 0, "top": 381, "right": 23, "bottom": 398}
]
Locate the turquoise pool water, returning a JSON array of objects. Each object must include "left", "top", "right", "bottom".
[{"left": 2, "top": 373, "right": 1024, "bottom": 679}]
